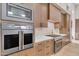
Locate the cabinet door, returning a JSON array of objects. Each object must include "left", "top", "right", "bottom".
[
  {"left": 45, "top": 40, "right": 54, "bottom": 56},
  {"left": 33, "top": 3, "right": 48, "bottom": 28},
  {"left": 49, "top": 4, "right": 61, "bottom": 22},
  {"left": 62, "top": 36, "right": 70, "bottom": 47},
  {"left": 34, "top": 41, "right": 45, "bottom": 56},
  {"left": 40, "top": 4, "right": 48, "bottom": 27},
  {"left": 60, "top": 13, "right": 65, "bottom": 33},
  {"left": 33, "top": 4, "right": 41, "bottom": 28}
]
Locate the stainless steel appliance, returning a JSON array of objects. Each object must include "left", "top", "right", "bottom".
[
  {"left": 45, "top": 34, "right": 62, "bottom": 53},
  {"left": 54, "top": 39, "right": 62, "bottom": 53},
  {"left": 1, "top": 3, "right": 33, "bottom": 22},
  {"left": 1, "top": 21, "right": 34, "bottom": 55}
]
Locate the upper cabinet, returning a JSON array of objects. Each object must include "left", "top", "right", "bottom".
[
  {"left": 40, "top": 4, "right": 48, "bottom": 27},
  {"left": 33, "top": 4, "right": 41, "bottom": 28},
  {"left": 49, "top": 4, "right": 61, "bottom": 23},
  {"left": 33, "top": 3, "right": 48, "bottom": 28},
  {"left": 60, "top": 13, "right": 70, "bottom": 34},
  {"left": 75, "top": 5, "right": 79, "bottom": 19}
]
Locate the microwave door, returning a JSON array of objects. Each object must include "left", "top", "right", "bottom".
[{"left": 1, "top": 30, "right": 21, "bottom": 55}]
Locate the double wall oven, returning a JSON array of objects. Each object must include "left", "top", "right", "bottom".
[
  {"left": 1, "top": 21, "right": 34, "bottom": 55},
  {"left": 0, "top": 3, "right": 34, "bottom": 55}
]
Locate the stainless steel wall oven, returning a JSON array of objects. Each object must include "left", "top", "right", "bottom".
[{"left": 1, "top": 21, "right": 34, "bottom": 55}]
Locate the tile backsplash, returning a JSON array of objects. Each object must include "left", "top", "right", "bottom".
[
  {"left": 35, "top": 28, "right": 51, "bottom": 36},
  {"left": 35, "top": 22, "right": 60, "bottom": 36}
]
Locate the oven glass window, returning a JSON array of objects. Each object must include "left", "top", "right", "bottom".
[
  {"left": 4, "top": 34, "right": 19, "bottom": 50},
  {"left": 7, "top": 4, "right": 32, "bottom": 20},
  {"left": 24, "top": 33, "right": 32, "bottom": 45}
]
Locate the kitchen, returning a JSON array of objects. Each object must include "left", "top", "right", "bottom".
[{"left": 0, "top": 3, "right": 78, "bottom": 56}]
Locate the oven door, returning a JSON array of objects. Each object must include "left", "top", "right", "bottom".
[
  {"left": 19, "top": 22, "right": 33, "bottom": 49},
  {"left": 1, "top": 21, "right": 22, "bottom": 55},
  {"left": 1, "top": 30, "right": 21, "bottom": 55},
  {"left": 22, "top": 30, "right": 33, "bottom": 49}
]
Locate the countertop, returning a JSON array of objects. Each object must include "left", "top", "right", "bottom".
[
  {"left": 35, "top": 35, "right": 53, "bottom": 43},
  {"left": 35, "top": 34, "right": 67, "bottom": 43}
]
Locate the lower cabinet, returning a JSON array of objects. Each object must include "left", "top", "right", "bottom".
[
  {"left": 62, "top": 36, "right": 70, "bottom": 47},
  {"left": 9, "top": 39, "right": 54, "bottom": 56},
  {"left": 34, "top": 41, "right": 45, "bottom": 56},
  {"left": 34, "top": 39, "right": 54, "bottom": 56}
]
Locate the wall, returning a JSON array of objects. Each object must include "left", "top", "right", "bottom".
[{"left": 69, "top": 4, "right": 75, "bottom": 41}]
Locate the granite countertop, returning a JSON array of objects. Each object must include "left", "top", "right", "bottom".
[
  {"left": 35, "top": 35, "right": 53, "bottom": 43},
  {"left": 35, "top": 34, "right": 67, "bottom": 43}
]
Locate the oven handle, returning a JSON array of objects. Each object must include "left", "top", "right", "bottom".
[
  {"left": 18, "top": 31, "right": 22, "bottom": 50},
  {"left": 21, "top": 31, "right": 24, "bottom": 49}
]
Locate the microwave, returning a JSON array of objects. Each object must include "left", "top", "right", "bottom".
[{"left": 1, "top": 3, "right": 33, "bottom": 22}]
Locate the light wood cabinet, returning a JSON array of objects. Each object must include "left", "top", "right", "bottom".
[
  {"left": 59, "top": 14, "right": 70, "bottom": 47},
  {"left": 60, "top": 13, "right": 66, "bottom": 34},
  {"left": 45, "top": 40, "right": 54, "bottom": 56},
  {"left": 33, "top": 4, "right": 41, "bottom": 28},
  {"left": 33, "top": 3, "right": 48, "bottom": 28},
  {"left": 49, "top": 4, "right": 61, "bottom": 28},
  {"left": 34, "top": 41, "right": 45, "bottom": 56},
  {"left": 9, "top": 48, "right": 34, "bottom": 56},
  {"left": 40, "top": 4, "right": 48, "bottom": 27},
  {"left": 49, "top": 4, "right": 61, "bottom": 22},
  {"left": 62, "top": 36, "right": 70, "bottom": 47},
  {"left": 34, "top": 39, "right": 54, "bottom": 56},
  {"left": 9, "top": 39, "right": 54, "bottom": 56}
]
